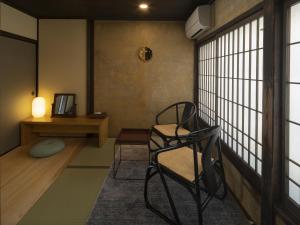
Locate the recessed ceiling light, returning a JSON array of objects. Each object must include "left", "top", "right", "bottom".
[{"left": 139, "top": 3, "right": 149, "bottom": 10}]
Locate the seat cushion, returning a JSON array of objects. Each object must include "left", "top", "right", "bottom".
[
  {"left": 158, "top": 147, "right": 202, "bottom": 182},
  {"left": 153, "top": 124, "right": 190, "bottom": 137},
  {"left": 30, "top": 139, "right": 65, "bottom": 158}
]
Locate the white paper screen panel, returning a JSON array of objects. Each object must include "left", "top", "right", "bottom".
[
  {"left": 219, "top": 16, "right": 263, "bottom": 175},
  {"left": 198, "top": 14, "right": 264, "bottom": 176},
  {"left": 198, "top": 40, "right": 216, "bottom": 126},
  {"left": 286, "top": 1, "right": 300, "bottom": 206}
]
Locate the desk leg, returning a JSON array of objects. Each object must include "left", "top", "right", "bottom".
[
  {"left": 20, "top": 124, "right": 38, "bottom": 146},
  {"left": 98, "top": 118, "right": 108, "bottom": 147}
]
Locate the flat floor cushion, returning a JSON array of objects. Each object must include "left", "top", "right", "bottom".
[{"left": 30, "top": 139, "right": 65, "bottom": 158}]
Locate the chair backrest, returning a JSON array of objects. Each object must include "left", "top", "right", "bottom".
[
  {"left": 155, "top": 102, "right": 197, "bottom": 132},
  {"left": 188, "top": 126, "right": 222, "bottom": 196},
  {"left": 181, "top": 102, "right": 196, "bottom": 130}
]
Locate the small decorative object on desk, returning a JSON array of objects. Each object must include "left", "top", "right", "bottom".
[{"left": 88, "top": 112, "right": 107, "bottom": 119}]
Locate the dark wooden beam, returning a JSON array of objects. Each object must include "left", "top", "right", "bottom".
[
  {"left": 35, "top": 19, "right": 39, "bottom": 97},
  {"left": 193, "top": 41, "right": 199, "bottom": 106},
  {"left": 0, "top": 30, "right": 37, "bottom": 44},
  {"left": 86, "top": 20, "right": 94, "bottom": 114},
  {"left": 261, "top": 0, "right": 283, "bottom": 224}
]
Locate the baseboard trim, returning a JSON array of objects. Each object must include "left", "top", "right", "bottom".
[{"left": 226, "top": 185, "right": 257, "bottom": 225}]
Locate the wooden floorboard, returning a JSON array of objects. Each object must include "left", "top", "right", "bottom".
[{"left": 0, "top": 138, "right": 86, "bottom": 225}]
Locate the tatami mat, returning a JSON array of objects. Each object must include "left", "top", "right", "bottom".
[
  {"left": 18, "top": 168, "right": 109, "bottom": 225},
  {"left": 69, "top": 138, "right": 115, "bottom": 167}
]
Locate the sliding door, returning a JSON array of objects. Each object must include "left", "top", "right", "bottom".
[{"left": 0, "top": 36, "right": 36, "bottom": 155}]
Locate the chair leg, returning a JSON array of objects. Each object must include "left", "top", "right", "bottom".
[
  {"left": 157, "top": 167, "right": 181, "bottom": 225},
  {"left": 113, "top": 143, "right": 116, "bottom": 178},
  {"left": 195, "top": 180, "right": 204, "bottom": 225},
  {"left": 144, "top": 165, "right": 154, "bottom": 208},
  {"left": 216, "top": 138, "right": 228, "bottom": 200},
  {"left": 144, "top": 165, "right": 178, "bottom": 225},
  {"left": 113, "top": 143, "right": 120, "bottom": 178},
  {"left": 145, "top": 165, "right": 206, "bottom": 225},
  {"left": 219, "top": 163, "right": 228, "bottom": 200}
]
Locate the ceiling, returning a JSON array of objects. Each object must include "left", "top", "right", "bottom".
[{"left": 3, "top": 0, "right": 211, "bottom": 20}]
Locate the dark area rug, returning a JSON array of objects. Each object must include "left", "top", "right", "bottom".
[{"left": 87, "top": 155, "right": 250, "bottom": 225}]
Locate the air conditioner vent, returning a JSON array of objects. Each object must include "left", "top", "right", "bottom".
[{"left": 185, "top": 5, "right": 211, "bottom": 39}]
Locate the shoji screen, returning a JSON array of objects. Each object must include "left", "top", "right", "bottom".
[
  {"left": 0, "top": 36, "right": 36, "bottom": 155},
  {"left": 286, "top": 1, "right": 300, "bottom": 206},
  {"left": 198, "top": 41, "right": 217, "bottom": 126},
  {"left": 217, "top": 16, "right": 264, "bottom": 175},
  {"left": 198, "top": 14, "right": 264, "bottom": 176}
]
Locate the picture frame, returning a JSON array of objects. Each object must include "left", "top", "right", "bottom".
[{"left": 51, "top": 93, "right": 77, "bottom": 117}]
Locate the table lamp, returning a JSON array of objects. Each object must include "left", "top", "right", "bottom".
[{"left": 32, "top": 97, "right": 46, "bottom": 118}]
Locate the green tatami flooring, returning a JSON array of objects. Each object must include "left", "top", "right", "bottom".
[
  {"left": 69, "top": 138, "right": 115, "bottom": 167},
  {"left": 18, "top": 138, "right": 114, "bottom": 225}
]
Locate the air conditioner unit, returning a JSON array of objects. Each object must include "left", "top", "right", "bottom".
[{"left": 185, "top": 5, "right": 211, "bottom": 39}]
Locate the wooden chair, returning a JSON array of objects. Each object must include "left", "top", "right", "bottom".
[
  {"left": 150, "top": 102, "right": 197, "bottom": 148},
  {"left": 144, "top": 126, "right": 227, "bottom": 225}
]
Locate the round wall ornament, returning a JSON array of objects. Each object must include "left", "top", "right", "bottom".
[{"left": 138, "top": 47, "right": 152, "bottom": 62}]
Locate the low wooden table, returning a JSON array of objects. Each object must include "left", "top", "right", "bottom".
[
  {"left": 20, "top": 116, "right": 109, "bottom": 147},
  {"left": 113, "top": 128, "right": 150, "bottom": 179}
]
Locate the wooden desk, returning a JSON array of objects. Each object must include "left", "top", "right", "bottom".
[{"left": 20, "top": 116, "right": 109, "bottom": 147}]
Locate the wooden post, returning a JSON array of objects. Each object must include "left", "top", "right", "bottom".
[{"left": 261, "top": 0, "right": 283, "bottom": 224}]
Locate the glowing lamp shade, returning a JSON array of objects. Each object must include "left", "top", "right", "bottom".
[
  {"left": 32, "top": 97, "right": 46, "bottom": 118},
  {"left": 139, "top": 3, "right": 148, "bottom": 10}
]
